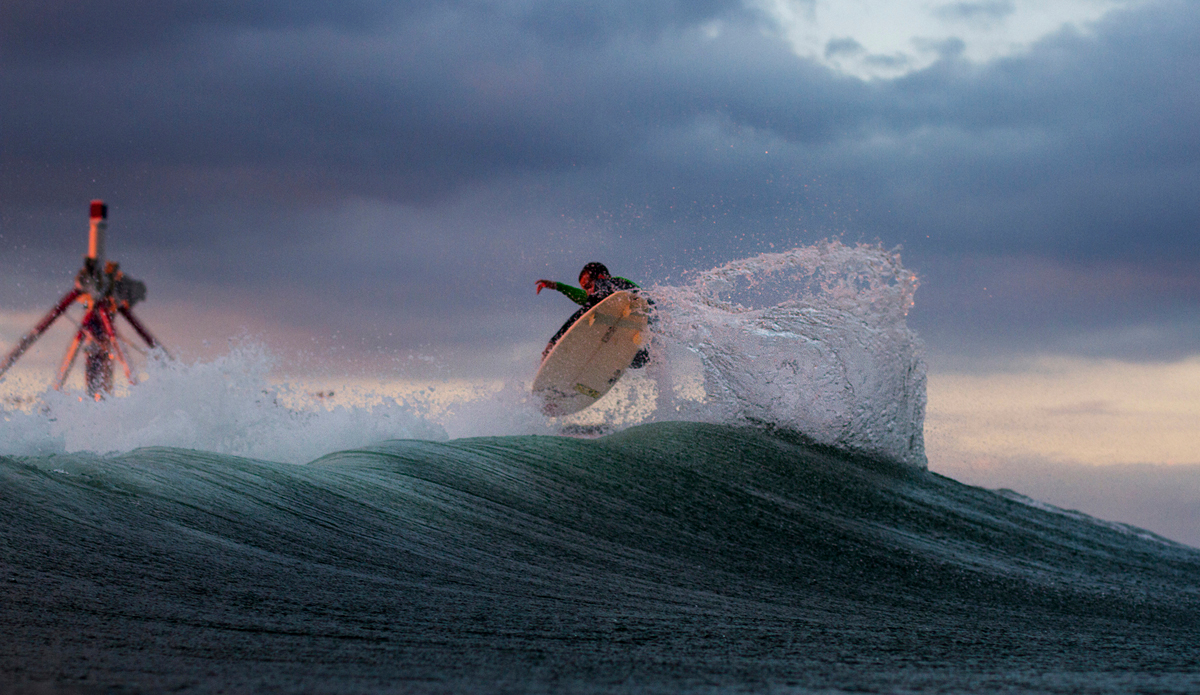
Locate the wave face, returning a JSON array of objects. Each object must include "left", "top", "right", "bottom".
[{"left": 3, "top": 423, "right": 1199, "bottom": 693}]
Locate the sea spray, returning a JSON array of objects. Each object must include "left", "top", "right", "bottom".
[
  {"left": 1, "top": 241, "right": 926, "bottom": 467},
  {"left": 575, "top": 240, "right": 927, "bottom": 467},
  {"left": 0, "top": 343, "right": 447, "bottom": 461},
  {"left": 667, "top": 240, "right": 926, "bottom": 467}
]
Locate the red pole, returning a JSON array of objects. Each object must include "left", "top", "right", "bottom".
[
  {"left": 117, "top": 305, "right": 162, "bottom": 350},
  {"left": 98, "top": 303, "right": 135, "bottom": 386},
  {"left": 88, "top": 200, "right": 107, "bottom": 264},
  {"left": 0, "top": 288, "right": 83, "bottom": 380},
  {"left": 55, "top": 328, "right": 87, "bottom": 391}
]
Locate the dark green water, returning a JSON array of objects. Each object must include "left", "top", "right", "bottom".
[{"left": 3, "top": 422, "right": 1198, "bottom": 692}]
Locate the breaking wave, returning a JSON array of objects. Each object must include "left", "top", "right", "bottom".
[{"left": 1, "top": 241, "right": 925, "bottom": 467}]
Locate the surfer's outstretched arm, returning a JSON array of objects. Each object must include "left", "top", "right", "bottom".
[{"left": 535, "top": 279, "right": 588, "bottom": 306}]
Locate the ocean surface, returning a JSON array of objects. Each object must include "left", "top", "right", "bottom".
[{"left": 2, "top": 243, "right": 1198, "bottom": 692}]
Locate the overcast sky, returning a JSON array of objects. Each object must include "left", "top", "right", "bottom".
[{"left": 4, "top": 0, "right": 1197, "bottom": 369}]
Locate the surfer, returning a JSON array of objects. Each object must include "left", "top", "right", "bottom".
[{"left": 535, "top": 262, "right": 649, "bottom": 367}]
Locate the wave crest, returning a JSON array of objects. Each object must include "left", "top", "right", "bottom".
[{"left": 644, "top": 240, "right": 926, "bottom": 467}]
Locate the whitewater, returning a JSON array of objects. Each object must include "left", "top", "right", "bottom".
[{"left": 2, "top": 242, "right": 1198, "bottom": 693}]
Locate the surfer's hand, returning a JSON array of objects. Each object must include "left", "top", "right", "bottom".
[{"left": 535, "top": 280, "right": 554, "bottom": 294}]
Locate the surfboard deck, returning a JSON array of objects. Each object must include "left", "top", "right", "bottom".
[{"left": 532, "top": 290, "right": 650, "bottom": 417}]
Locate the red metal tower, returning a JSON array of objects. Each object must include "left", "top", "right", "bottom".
[{"left": 0, "top": 200, "right": 164, "bottom": 399}]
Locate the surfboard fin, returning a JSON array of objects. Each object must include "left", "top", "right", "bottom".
[{"left": 573, "top": 383, "right": 602, "bottom": 399}]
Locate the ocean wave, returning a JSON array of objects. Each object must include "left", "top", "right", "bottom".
[
  {"left": 2, "top": 422, "right": 1197, "bottom": 692},
  {"left": 1, "top": 241, "right": 926, "bottom": 468}
]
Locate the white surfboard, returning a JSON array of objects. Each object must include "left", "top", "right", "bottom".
[{"left": 532, "top": 290, "right": 650, "bottom": 417}]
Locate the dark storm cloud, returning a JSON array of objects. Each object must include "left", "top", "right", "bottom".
[
  {"left": 875, "top": 4, "right": 1200, "bottom": 260},
  {"left": 4, "top": 0, "right": 1197, "bottom": 230},
  {"left": 2, "top": 0, "right": 1198, "bottom": 361},
  {"left": 555, "top": 0, "right": 1200, "bottom": 263},
  {"left": 0, "top": 0, "right": 751, "bottom": 213},
  {"left": 0, "top": 0, "right": 407, "bottom": 61}
]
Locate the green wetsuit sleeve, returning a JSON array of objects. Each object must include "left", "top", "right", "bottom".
[{"left": 553, "top": 282, "right": 589, "bottom": 306}]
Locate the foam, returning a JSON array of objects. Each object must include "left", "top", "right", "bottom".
[{"left": 0, "top": 343, "right": 447, "bottom": 462}]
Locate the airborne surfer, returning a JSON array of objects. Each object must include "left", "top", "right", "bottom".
[{"left": 535, "top": 262, "right": 649, "bottom": 367}]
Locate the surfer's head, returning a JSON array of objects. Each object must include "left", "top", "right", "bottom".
[{"left": 579, "top": 262, "right": 609, "bottom": 293}]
